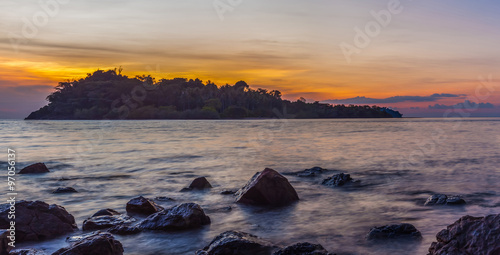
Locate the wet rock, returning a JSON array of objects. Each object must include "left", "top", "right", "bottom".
[
  {"left": 196, "top": 230, "right": 275, "bottom": 255},
  {"left": 52, "top": 187, "right": 78, "bottom": 194},
  {"left": 0, "top": 201, "right": 77, "bottom": 242},
  {"left": 424, "top": 194, "right": 466, "bottom": 206},
  {"left": 8, "top": 249, "right": 47, "bottom": 255},
  {"left": 52, "top": 232, "right": 123, "bottom": 255},
  {"left": 235, "top": 168, "right": 299, "bottom": 206},
  {"left": 91, "top": 209, "right": 121, "bottom": 217},
  {"left": 125, "top": 196, "right": 163, "bottom": 215},
  {"left": 82, "top": 214, "right": 136, "bottom": 231},
  {"left": 154, "top": 197, "right": 175, "bottom": 202},
  {"left": 18, "top": 163, "right": 49, "bottom": 174},
  {"left": 0, "top": 229, "right": 11, "bottom": 255},
  {"left": 294, "top": 167, "right": 327, "bottom": 177},
  {"left": 428, "top": 214, "right": 500, "bottom": 255},
  {"left": 273, "top": 242, "right": 330, "bottom": 255},
  {"left": 139, "top": 203, "right": 210, "bottom": 231},
  {"left": 321, "top": 173, "right": 358, "bottom": 187},
  {"left": 367, "top": 223, "right": 422, "bottom": 240},
  {"left": 108, "top": 225, "right": 142, "bottom": 235},
  {"left": 220, "top": 190, "right": 236, "bottom": 195},
  {"left": 189, "top": 177, "right": 213, "bottom": 190}
]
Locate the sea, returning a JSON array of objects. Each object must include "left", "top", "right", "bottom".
[{"left": 1, "top": 118, "right": 499, "bottom": 254}]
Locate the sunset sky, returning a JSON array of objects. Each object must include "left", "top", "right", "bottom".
[{"left": 1, "top": 0, "right": 500, "bottom": 118}]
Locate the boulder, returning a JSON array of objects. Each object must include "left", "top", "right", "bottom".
[
  {"left": 294, "top": 167, "right": 327, "bottom": 177},
  {"left": 196, "top": 230, "right": 274, "bottom": 255},
  {"left": 235, "top": 168, "right": 299, "bottom": 206},
  {"left": 424, "top": 194, "right": 466, "bottom": 206},
  {"left": 428, "top": 214, "right": 500, "bottom": 255},
  {"left": 52, "top": 187, "right": 78, "bottom": 194},
  {"left": 9, "top": 249, "right": 47, "bottom": 255},
  {"left": 188, "top": 177, "right": 213, "bottom": 190},
  {"left": 91, "top": 209, "right": 121, "bottom": 217},
  {"left": 18, "top": 163, "right": 49, "bottom": 174},
  {"left": 125, "top": 196, "right": 163, "bottom": 215},
  {"left": 139, "top": 203, "right": 210, "bottom": 231},
  {"left": 82, "top": 214, "right": 136, "bottom": 231},
  {"left": 367, "top": 223, "right": 422, "bottom": 240},
  {"left": 52, "top": 232, "right": 123, "bottom": 255},
  {"left": 321, "top": 173, "right": 357, "bottom": 187},
  {"left": 273, "top": 242, "right": 330, "bottom": 255},
  {"left": 0, "top": 201, "right": 76, "bottom": 242},
  {"left": 0, "top": 229, "right": 11, "bottom": 255}
]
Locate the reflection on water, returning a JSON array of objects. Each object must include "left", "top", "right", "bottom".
[{"left": 1, "top": 118, "right": 499, "bottom": 254}]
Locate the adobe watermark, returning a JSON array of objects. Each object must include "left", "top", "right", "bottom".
[{"left": 213, "top": 0, "right": 243, "bottom": 21}]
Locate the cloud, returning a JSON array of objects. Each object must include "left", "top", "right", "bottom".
[
  {"left": 323, "top": 93, "right": 466, "bottom": 105},
  {"left": 428, "top": 100, "right": 496, "bottom": 110}
]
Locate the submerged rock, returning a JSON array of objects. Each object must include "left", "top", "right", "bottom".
[
  {"left": 18, "top": 163, "right": 50, "bottom": 174},
  {"left": 428, "top": 214, "right": 500, "bottom": 255},
  {"left": 424, "top": 194, "right": 466, "bottom": 206},
  {"left": 293, "top": 167, "right": 327, "bottom": 177},
  {"left": 235, "top": 168, "right": 299, "bottom": 206},
  {"left": 367, "top": 223, "right": 422, "bottom": 240},
  {"left": 91, "top": 208, "right": 121, "bottom": 217},
  {"left": 82, "top": 214, "right": 136, "bottom": 231},
  {"left": 0, "top": 229, "right": 11, "bottom": 255},
  {"left": 321, "top": 173, "right": 358, "bottom": 187},
  {"left": 0, "top": 201, "right": 76, "bottom": 242},
  {"left": 220, "top": 190, "right": 236, "bottom": 195},
  {"left": 52, "top": 232, "right": 123, "bottom": 255},
  {"left": 273, "top": 242, "right": 331, "bottom": 255},
  {"left": 52, "top": 187, "right": 78, "bottom": 194},
  {"left": 189, "top": 177, "right": 213, "bottom": 190},
  {"left": 126, "top": 196, "right": 163, "bottom": 215},
  {"left": 139, "top": 203, "right": 210, "bottom": 231},
  {"left": 196, "top": 230, "right": 275, "bottom": 255},
  {"left": 155, "top": 196, "right": 175, "bottom": 202}
]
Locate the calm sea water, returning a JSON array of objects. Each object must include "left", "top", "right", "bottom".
[{"left": 1, "top": 118, "right": 499, "bottom": 255}]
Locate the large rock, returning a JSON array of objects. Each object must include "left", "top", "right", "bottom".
[
  {"left": 424, "top": 194, "right": 466, "bottom": 206},
  {"left": 428, "top": 214, "right": 500, "bottom": 255},
  {"left": 196, "top": 231, "right": 275, "bottom": 255},
  {"left": 82, "top": 214, "right": 136, "bottom": 231},
  {"left": 367, "top": 223, "right": 422, "bottom": 240},
  {"left": 0, "top": 201, "right": 76, "bottom": 242},
  {"left": 321, "top": 173, "right": 358, "bottom": 187},
  {"left": 273, "top": 242, "right": 330, "bottom": 255},
  {"left": 125, "top": 196, "right": 163, "bottom": 215},
  {"left": 52, "top": 232, "right": 123, "bottom": 255},
  {"left": 235, "top": 168, "right": 299, "bottom": 206},
  {"left": 18, "top": 163, "right": 49, "bottom": 174},
  {"left": 0, "top": 229, "right": 11, "bottom": 255},
  {"left": 139, "top": 203, "right": 210, "bottom": 231}
]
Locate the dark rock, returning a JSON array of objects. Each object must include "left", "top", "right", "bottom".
[
  {"left": 91, "top": 209, "right": 121, "bottom": 217},
  {"left": 108, "top": 225, "right": 142, "bottom": 235},
  {"left": 367, "top": 223, "right": 422, "bottom": 240},
  {"left": 424, "top": 194, "right": 466, "bottom": 206},
  {"left": 273, "top": 242, "right": 330, "bottom": 255},
  {"left": 18, "top": 163, "right": 49, "bottom": 174},
  {"left": 295, "top": 167, "right": 327, "bottom": 177},
  {"left": 52, "top": 187, "right": 78, "bottom": 194},
  {"left": 220, "top": 190, "right": 236, "bottom": 195},
  {"left": 8, "top": 249, "right": 47, "bottom": 255},
  {"left": 52, "top": 232, "right": 123, "bottom": 255},
  {"left": 82, "top": 214, "right": 136, "bottom": 231},
  {"left": 0, "top": 201, "right": 76, "bottom": 242},
  {"left": 139, "top": 203, "right": 210, "bottom": 231},
  {"left": 189, "top": 177, "right": 213, "bottom": 190},
  {"left": 235, "top": 168, "right": 299, "bottom": 206},
  {"left": 196, "top": 230, "right": 274, "bottom": 255},
  {"left": 125, "top": 196, "right": 163, "bottom": 215},
  {"left": 321, "top": 173, "right": 357, "bottom": 187},
  {"left": 154, "top": 197, "right": 175, "bottom": 202},
  {"left": 428, "top": 214, "right": 500, "bottom": 255},
  {"left": 0, "top": 229, "right": 11, "bottom": 255}
]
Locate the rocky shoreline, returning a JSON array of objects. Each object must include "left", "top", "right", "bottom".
[{"left": 1, "top": 163, "right": 498, "bottom": 255}]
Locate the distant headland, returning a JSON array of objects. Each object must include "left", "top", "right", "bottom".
[{"left": 26, "top": 69, "right": 402, "bottom": 120}]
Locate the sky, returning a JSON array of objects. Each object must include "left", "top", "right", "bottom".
[{"left": 1, "top": 0, "right": 500, "bottom": 118}]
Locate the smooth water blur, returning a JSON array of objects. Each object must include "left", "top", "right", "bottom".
[{"left": 1, "top": 118, "right": 499, "bottom": 255}]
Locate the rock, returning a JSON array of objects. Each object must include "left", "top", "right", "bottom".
[
  {"left": 189, "top": 177, "right": 213, "bottom": 190},
  {"left": 108, "top": 225, "right": 142, "bottom": 235},
  {"left": 424, "top": 194, "right": 466, "bottom": 206},
  {"left": 428, "top": 214, "right": 500, "bottom": 255},
  {"left": 321, "top": 173, "right": 357, "bottom": 187},
  {"left": 154, "top": 197, "right": 175, "bottom": 202},
  {"left": 295, "top": 167, "right": 327, "bottom": 177},
  {"left": 196, "top": 230, "right": 275, "bottom": 255},
  {"left": 220, "top": 190, "right": 236, "bottom": 195},
  {"left": 91, "top": 209, "right": 121, "bottom": 217},
  {"left": 0, "top": 229, "right": 11, "bottom": 255},
  {"left": 125, "top": 196, "right": 163, "bottom": 215},
  {"left": 0, "top": 201, "right": 76, "bottom": 242},
  {"left": 9, "top": 249, "right": 47, "bottom": 255},
  {"left": 82, "top": 214, "right": 136, "bottom": 231},
  {"left": 52, "top": 232, "right": 123, "bottom": 255},
  {"left": 273, "top": 242, "right": 330, "bottom": 255},
  {"left": 235, "top": 168, "right": 299, "bottom": 206},
  {"left": 367, "top": 223, "right": 422, "bottom": 240},
  {"left": 52, "top": 187, "right": 78, "bottom": 194},
  {"left": 18, "top": 163, "right": 49, "bottom": 174},
  {"left": 139, "top": 203, "right": 210, "bottom": 231}
]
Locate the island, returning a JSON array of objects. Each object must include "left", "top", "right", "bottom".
[{"left": 26, "top": 69, "right": 402, "bottom": 120}]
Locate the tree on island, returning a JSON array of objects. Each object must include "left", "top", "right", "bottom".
[{"left": 26, "top": 69, "right": 402, "bottom": 120}]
